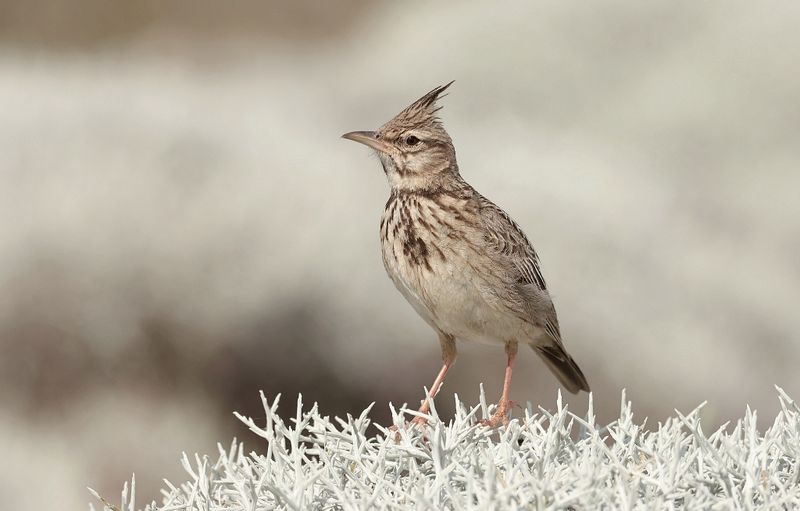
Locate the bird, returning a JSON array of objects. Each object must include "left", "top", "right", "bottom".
[{"left": 342, "top": 82, "right": 589, "bottom": 427}]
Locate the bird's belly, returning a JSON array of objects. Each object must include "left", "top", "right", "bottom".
[
  {"left": 425, "top": 275, "right": 516, "bottom": 345},
  {"left": 385, "top": 247, "right": 529, "bottom": 345}
]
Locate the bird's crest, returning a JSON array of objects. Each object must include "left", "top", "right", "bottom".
[{"left": 383, "top": 81, "right": 454, "bottom": 133}]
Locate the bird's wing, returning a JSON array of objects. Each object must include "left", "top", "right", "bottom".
[
  {"left": 475, "top": 193, "right": 564, "bottom": 344},
  {"left": 476, "top": 194, "right": 548, "bottom": 291}
]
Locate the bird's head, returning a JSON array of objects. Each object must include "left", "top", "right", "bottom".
[{"left": 343, "top": 81, "right": 460, "bottom": 191}]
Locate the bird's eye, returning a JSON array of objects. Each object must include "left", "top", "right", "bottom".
[{"left": 405, "top": 135, "right": 420, "bottom": 146}]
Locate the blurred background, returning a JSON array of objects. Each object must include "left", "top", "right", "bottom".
[{"left": 1, "top": 0, "right": 799, "bottom": 508}]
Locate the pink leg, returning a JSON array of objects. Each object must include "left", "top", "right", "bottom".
[
  {"left": 482, "top": 341, "right": 518, "bottom": 427},
  {"left": 411, "top": 333, "right": 456, "bottom": 425}
]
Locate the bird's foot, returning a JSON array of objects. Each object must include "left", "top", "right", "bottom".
[
  {"left": 480, "top": 401, "right": 514, "bottom": 428},
  {"left": 409, "top": 415, "right": 429, "bottom": 428},
  {"left": 388, "top": 416, "right": 430, "bottom": 442},
  {"left": 388, "top": 424, "right": 403, "bottom": 443}
]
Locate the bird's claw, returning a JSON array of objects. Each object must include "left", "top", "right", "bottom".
[
  {"left": 388, "top": 416, "right": 430, "bottom": 442},
  {"left": 409, "top": 415, "right": 429, "bottom": 427},
  {"left": 480, "top": 401, "right": 515, "bottom": 427}
]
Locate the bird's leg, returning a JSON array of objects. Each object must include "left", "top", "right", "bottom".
[
  {"left": 411, "top": 333, "right": 456, "bottom": 426},
  {"left": 482, "top": 341, "right": 518, "bottom": 427}
]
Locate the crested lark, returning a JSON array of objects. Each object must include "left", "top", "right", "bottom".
[{"left": 342, "top": 82, "right": 589, "bottom": 427}]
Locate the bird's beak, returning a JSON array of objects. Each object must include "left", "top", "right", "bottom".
[{"left": 341, "top": 131, "right": 394, "bottom": 154}]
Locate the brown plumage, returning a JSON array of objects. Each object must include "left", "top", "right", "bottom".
[{"left": 343, "top": 82, "right": 589, "bottom": 427}]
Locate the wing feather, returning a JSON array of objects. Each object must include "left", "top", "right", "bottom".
[
  {"left": 476, "top": 193, "right": 564, "bottom": 343},
  {"left": 476, "top": 194, "right": 547, "bottom": 291}
]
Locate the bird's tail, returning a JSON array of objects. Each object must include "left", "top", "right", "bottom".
[{"left": 534, "top": 344, "right": 590, "bottom": 394}]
